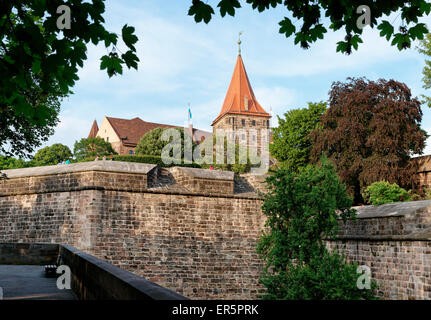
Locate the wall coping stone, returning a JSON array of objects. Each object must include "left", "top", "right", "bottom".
[
  {"left": 171, "top": 166, "right": 234, "bottom": 181},
  {"left": 60, "top": 244, "right": 187, "bottom": 300},
  {"left": 351, "top": 200, "right": 431, "bottom": 219},
  {"left": 1, "top": 161, "right": 157, "bottom": 178}
]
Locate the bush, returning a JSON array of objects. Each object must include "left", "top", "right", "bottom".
[
  {"left": 113, "top": 154, "right": 201, "bottom": 168},
  {"left": 363, "top": 181, "right": 411, "bottom": 206},
  {"left": 77, "top": 154, "right": 201, "bottom": 168},
  {"left": 197, "top": 134, "right": 262, "bottom": 174},
  {"left": 257, "top": 156, "right": 377, "bottom": 300},
  {"left": 200, "top": 162, "right": 253, "bottom": 174},
  {"left": 0, "top": 156, "right": 32, "bottom": 170},
  {"left": 266, "top": 250, "right": 376, "bottom": 300},
  {"left": 423, "top": 188, "right": 431, "bottom": 200}
]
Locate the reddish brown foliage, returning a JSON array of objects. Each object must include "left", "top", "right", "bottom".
[{"left": 311, "top": 78, "right": 427, "bottom": 204}]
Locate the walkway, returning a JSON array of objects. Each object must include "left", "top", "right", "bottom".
[{"left": 0, "top": 265, "right": 76, "bottom": 300}]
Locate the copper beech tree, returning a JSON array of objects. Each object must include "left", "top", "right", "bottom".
[{"left": 311, "top": 78, "right": 427, "bottom": 204}]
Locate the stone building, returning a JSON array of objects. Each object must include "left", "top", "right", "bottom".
[{"left": 212, "top": 53, "right": 272, "bottom": 155}]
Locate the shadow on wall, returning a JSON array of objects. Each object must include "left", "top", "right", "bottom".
[{"left": 0, "top": 242, "right": 187, "bottom": 300}]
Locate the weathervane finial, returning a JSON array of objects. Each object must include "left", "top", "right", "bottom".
[{"left": 238, "top": 31, "right": 243, "bottom": 55}]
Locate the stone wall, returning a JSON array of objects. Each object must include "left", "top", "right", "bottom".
[
  {"left": 3, "top": 161, "right": 431, "bottom": 299},
  {"left": 170, "top": 167, "right": 235, "bottom": 196},
  {"left": 327, "top": 200, "right": 431, "bottom": 300},
  {"left": 0, "top": 243, "right": 185, "bottom": 300},
  {"left": 0, "top": 243, "right": 59, "bottom": 265},
  {"left": 0, "top": 161, "right": 265, "bottom": 299}
]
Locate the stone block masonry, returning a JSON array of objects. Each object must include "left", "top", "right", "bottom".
[
  {"left": 326, "top": 200, "right": 431, "bottom": 300},
  {"left": 170, "top": 167, "right": 235, "bottom": 196},
  {"left": 3, "top": 161, "right": 431, "bottom": 299},
  {"left": 0, "top": 161, "right": 266, "bottom": 299}
]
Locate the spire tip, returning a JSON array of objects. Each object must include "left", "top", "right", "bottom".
[{"left": 238, "top": 31, "right": 243, "bottom": 55}]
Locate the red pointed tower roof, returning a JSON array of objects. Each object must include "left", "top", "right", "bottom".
[
  {"left": 88, "top": 120, "right": 99, "bottom": 138},
  {"left": 212, "top": 54, "right": 271, "bottom": 126}
]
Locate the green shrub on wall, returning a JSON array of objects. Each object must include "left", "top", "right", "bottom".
[
  {"left": 113, "top": 155, "right": 201, "bottom": 168},
  {"left": 197, "top": 134, "right": 261, "bottom": 174},
  {"left": 423, "top": 188, "right": 431, "bottom": 200},
  {"left": 76, "top": 154, "right": 201, "bottom": 169},
  {"left": 363, "top": 181, "right": 412, "bottom": 206}
]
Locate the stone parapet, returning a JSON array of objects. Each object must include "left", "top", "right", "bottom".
[
  {"left": 336, "top": 200, "right": 431, "bottom": 240},
  {"left": 327, "top": 200, "right": 431, "bottom": 299},
  {"left": 169, "top": 167, "right": 235, "bottom": 196},
  {"left": 0, "top": 161, "right": 156, "bottom": 196},
  {"left": 0, "top": 162, "right": 262, "bottom": 199}
]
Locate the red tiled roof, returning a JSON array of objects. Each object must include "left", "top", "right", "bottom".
[
  {"left": 88, "top": 120, "right": 99, "bottom": 138},
  {"left": 106, "top": 117, "right": 176, "bottom": 146},
  {"left": 212, "top": 55, "right": 271, "bottom": 126}
]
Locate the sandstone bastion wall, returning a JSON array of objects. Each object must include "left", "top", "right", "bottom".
[
  {"left": 327, "top": 200, "right": 431, "bottom": 300},
  {"left": 2, "top": 162, "right": 431, "bottom": 299},
  {"left": 0, "top": 162, "right": 266, "bottom": 299}
]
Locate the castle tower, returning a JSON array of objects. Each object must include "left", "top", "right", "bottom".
[{"left": 211, "top": 45, "right": 271, "bottom": 155}]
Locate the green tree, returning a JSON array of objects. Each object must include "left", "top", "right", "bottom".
[
  {"left": 417, "top": 33, "right": 431, "bottom": 107},
  {"left": 188, "top": 0, "right": 430, "bottom": 54},
  {"left": 135, "top": 127, "right": 197, "bottom": 157},
  {"left": 73, "top": 137, "right": 116, "bottom": 160},
  {"left": 1, "top": 1, "right": 139, "bottom": 157},
  {"left": 0, "top": 155, "right": 31, "bottom": 170},
  {"left": 311, "top": 78, "right": 427, "bottom": 204},
  {"left": 32, "top": 143, "right": 73, "bottom": 166},
  {"left": 270, "top": 102, "right": 327, "bottom": 171},
  {"left": 257, "top": 156, "right": 377, "bottom": 299}
]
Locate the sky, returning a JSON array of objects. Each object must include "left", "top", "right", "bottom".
[{"left": 42, "top": 0, "right": 431, "bottom": 155}]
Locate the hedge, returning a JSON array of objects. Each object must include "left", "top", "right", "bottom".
[{"left": 76, "top": 154, "right": 201, "bottom": 168}]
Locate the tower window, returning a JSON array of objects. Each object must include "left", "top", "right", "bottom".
[
  {"left": 129, "top": 150, "right": 134, "bottom": 155},
  {"left": 252, "top": 120, "right": 256, "bottom": 126},
  {"left": 242, "top": 134, "right": 246, "bottom": 140},
  {"left": 241, "top": 119, "right": 245, "bottom": 126},
  {"left": 106, "top": 137, "right": 109, "bottom": 142}
]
